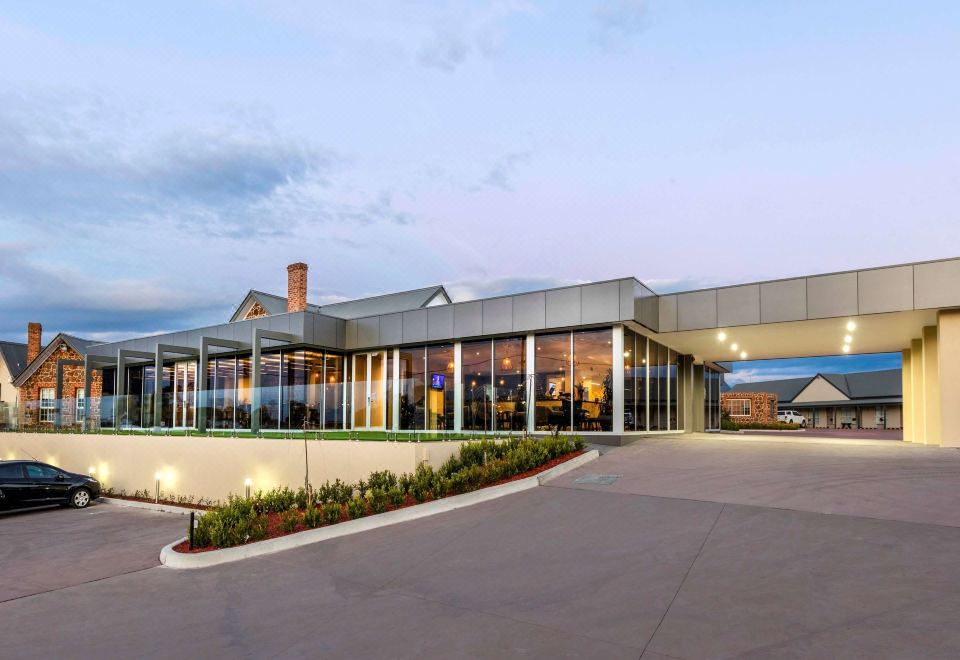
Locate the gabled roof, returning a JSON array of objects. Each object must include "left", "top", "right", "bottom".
[
  {"left": 229, "top": 285, "right": 450, "bottom": 322},
  {"left": 318, "top": 285, "right": 450, "bottom": 320},
  {"left": 729, "top": 376, "right": 812, "bottom": 402},
  {"left": 12, "top": 334, "right": 96, "bottom": 388},
  {"left": 728, "top": 368, "right": 902, "bottom": 403},
  {"left": 0, "top": 341, "right": 28, "bottom": 379}
]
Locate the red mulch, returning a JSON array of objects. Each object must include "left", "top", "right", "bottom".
[
  {"left": 174, "top": 450, "right": 584, "bottom": 553},
  {"left": 106, "top": 494, "right": 213, "bottom": 510}
]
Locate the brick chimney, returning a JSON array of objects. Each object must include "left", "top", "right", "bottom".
[
  {"left": 287, "top": 262, "right": 308, "bottom": 313},
  {"left": 27, "top": 322, "right": 42, "bottom": 364}
]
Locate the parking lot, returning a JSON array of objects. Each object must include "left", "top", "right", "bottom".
[
  {"left": 3, "top": 435, "right": 960, "bottom": 658},
  {"left": 0, "top": 502, "right": 186, "bottom": 602}
]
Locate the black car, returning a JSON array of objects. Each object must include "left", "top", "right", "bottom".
[{"left": 0, "top": 460, "right": 101, "bottom": 510}]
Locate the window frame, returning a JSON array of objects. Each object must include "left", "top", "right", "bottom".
[{"left": 39, "top": 388, "right": 55, "bottom": 423}]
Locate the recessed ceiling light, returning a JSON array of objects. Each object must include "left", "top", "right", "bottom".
[
  {"left": 844, "top": 334, "right": 853, "bottom": 344},
  {"left": 846, "top": 321, "right": 857, "bottom": 332},
  {"left": 731, "top": 343, "right": 739, "bottom": 351},
  {"left": 842, "top": 345, "right": 851, "bottom": 353},
  {"left": 740, "top": 351, "right": 748, "bottom": 359},
  {"left": 718, "top": 331, "right": 727, "bottom": 342}
]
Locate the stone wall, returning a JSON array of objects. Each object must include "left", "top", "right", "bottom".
[
  {"left": 720, "top": 391, "right": 778, "bottom": 424},
  {"left": 19, "top": 343, "right": 102, "bottom": 428}
]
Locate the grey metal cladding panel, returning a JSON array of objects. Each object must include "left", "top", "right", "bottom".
[
  {"left": 428, "top": 305, "right": 454, "bottom": 341},
  {"left": 717, "top": 285, "right": 761, "bottom": 327},
  {"left": 618, "top": 280, "right": 634, "bottom": 320},
  {"left": 379, "top": 313, "right": 403, "bottom": 346},
  {"left": 357, "top": 316, "right": 380, "bottom": 347},
  {"left": 677, "top": 290, "right": 718, "bottom": 331},
  {"left": 482, "top": 297, "right": 513, "bottom": 335},
  {"left": 546, "top": 287, "right": 581, "bottom": 328},
  {"left": 914, "top": 259, "right": 960, "bottom": 309},
  {"left": 403, "top": 309, "right": 429, "bottom": 343},
  {"left": 267, "top": 315, "right": 292, "bottom": 334},
  {"left": 454, "top": 302, "right": 483, "bottom": 337},
  {"left": 512, "top": 292, "right": 546, "bottom": 332},
  {"left": 658, "top": 295, "right": 678, "bottom": 332},
  {"left": 760, "top": 279, "right": 806, "bottom": 323},
  {"left": 858, "top": 266, "right": 914, "bottom": 314},
  {"left": 581, "top": 281, "right": 620, "bottom": 324},
  {"left": 639, "top": 292, "right": 659, "bottom": 332},
  {"left": 345, "top": 320, "right": 359, "bottom": 350},
  {"left": 807, "top": 272, "right": 858, "bottom": 320}
]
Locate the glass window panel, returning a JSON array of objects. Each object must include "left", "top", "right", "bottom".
[
  {"left": 574, "top": 328, "right": 613, "bottom": 432},
  {"left": 352, "top": 354, "right": 367, "bottom": 429},
  {"left": 214, "top": 357, "right": 236, "bottom": 429},
  {"left": 494, "top": 337, "right": 526, "bottom": 432},
  {"left": 142, "top": 366, "right": 155, "bottom": 428},
  {"left": 462, "top": 340, "right": 493, "bottom": 432},
  {"left": 624, "top": 330, "right": 637, "bottom": 432},
  {"left": 160, "top": 365, "right": 175, "bottom": 428},
  {"left": 398, "top": 348, "right": 424, "bottom": 430},
  {"left": 535, "top": 333, "right": 571, "bottom": 431},
  {"left": 649, "top": 341, "right": 663, "bottom": 430},
  {"left": 323, "top": 353, "right": 344, "bottom": 429},
  {"left": 303, "top": 350, "right": 323, "bottom": 431},
  {"left": 125, "top": 366, "right": 143, "bottom": 428},
  {"left": 386, "top": 352, "right": 394, "bottom": 430},
  {"left": 100, "top": 367, "right": 116, "bottom": 428},
  {"left": 282, "top": 350, "right": 306, "bottom": 430},
  {"left": 426, "top": 345, "right": 454, "bottom": 431},
  {"left": 369, "top": 352, "right": 384, "bottom": 428},
  {"left": 259, "top": 352, "right": 281, "bottom": 430},
  {"left": 668, "top": 350, "right": 678, "bottom": 431},
  {"left": 236, "top": 356, "right": 252, "bottom": 429}
]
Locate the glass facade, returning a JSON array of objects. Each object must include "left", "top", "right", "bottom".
[
  {"left": 704, "top": 365, "right": 722, "bottom": 431},
  {"left": 93, "top": 324, "right": 694, "bottom": 436}
]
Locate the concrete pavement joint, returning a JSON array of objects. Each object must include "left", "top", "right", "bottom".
[
  {"left": 640, "top": 503, "right": 726, "bottom": 659},
  {"left": 0, "top": 565, "right": 158, "bottom": 606}
]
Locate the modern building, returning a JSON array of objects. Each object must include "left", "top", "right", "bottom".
[
  {"left": 728, "top": 369, "right": 902, "bottom": 429},
  {"left": 15, "top": 256, "right": 960, "bottom": 446}
]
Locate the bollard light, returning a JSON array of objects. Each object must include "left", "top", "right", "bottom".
[
  {"left": 88, "top": 466, "right": 96, "bottom": 476},
  {"left": 154, "top": 470, "right": 162, "bottom": 503},
  {"left": 244, "top": 477, "right": 252, "bottom": 499}
]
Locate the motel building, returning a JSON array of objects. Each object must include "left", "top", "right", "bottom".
[{"left": 8, "top": 257, "right": 960, "bottom": 449}]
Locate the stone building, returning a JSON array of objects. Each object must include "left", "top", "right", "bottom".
[{"left": 720, "top": 391, "right": 779, "bottom": 424}]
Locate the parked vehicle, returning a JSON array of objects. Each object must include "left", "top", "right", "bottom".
[
  {"left": 777, "top": 410, "right": 807, "bottom": 427},
  {"left": 0, "top": 460, "right": 101, "bottom": 510}
]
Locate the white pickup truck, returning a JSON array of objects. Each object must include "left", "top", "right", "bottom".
[{"left": 777, "top": 410, "right": 807, "bottom": 426}]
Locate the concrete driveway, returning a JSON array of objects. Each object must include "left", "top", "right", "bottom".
[
  {"left": 0, "top": 501, "right": 187, "bottom": 602},
  {"left": 3, "top": 435, "right": 960, "bottom": 658}
]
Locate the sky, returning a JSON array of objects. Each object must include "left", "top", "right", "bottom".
[{"left": 1, "top": 1, "right": 957, "bottom": 379}]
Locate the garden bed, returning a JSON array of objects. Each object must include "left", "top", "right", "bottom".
[
  {"left": 100, "top": 488, "right": 215, "bottom": 509},
  {"left": 173, "top": 435, "right": 585, "bottom": 553}
]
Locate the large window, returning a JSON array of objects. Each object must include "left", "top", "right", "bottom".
[
  {"left": 624, "top": 329, "right": 647, "bottom": 431},
  {"left": 704, "top": 366, "right": 722, "bottom": 431},
  {"left": 668, "top": 349, "right": 678, "bottom": 430},
  {"left": 100, "top": 367, "right": 116, "bottom": 428},
  {"left": 323, "top": 354, "right": 344, "bottom": 429},
  {"left": 426, "top": 344, "right": 454, "bottom": 430},
  {"left": 39, "top": 388, "right": 55, "bottom": 423},
  {"left": 462, "top": 340, "right": 493, "bottom": 431},
  {"left": 574, "top": 329, "right": 613, "bottom": 432},
  {"left": 494, "top": 337, "right": 526, "bottom": 431},
  {"left": 535, "top": 333, "right": 571, "bottom": 431},
  {"left": 212, "top": 357, "right": 237, "bottom": 429},
  {"left": 259, "top": 353, "right": 281, "bottom": 429},
  {"left": 236, "top": 356, "right": 252, "bottom": 429},
  {"left": 398, "top": 348, "right": 423, "bottom": 430}
]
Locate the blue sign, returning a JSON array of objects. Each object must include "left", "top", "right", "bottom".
[{"left": 431, "top": 373, "right": 445, "bottom": 390}]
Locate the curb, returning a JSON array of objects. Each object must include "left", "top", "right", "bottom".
[
  {"left": 160, "top": 450, "right": 599, "bottom": 569},
  {"left": 101, "top": 497, "right": 207, "bottom": 517}
]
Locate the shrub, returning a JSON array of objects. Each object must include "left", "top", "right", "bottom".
[
  {"left": 387, "top": 486, "right": 405, "bottom": 507},
  {"left": 398, "top": 472, "right": 413, "bottom": 495},
  {"left": 280, "top": 507, "right": 300, "bottom": 533},
  {"left": 193, "top": 496, "right": 267, "bottom": 548},
  {"left": 331, "top": 479, "right": 352, "bottom": 505},
  {"left": 430, "top": 474, "right": 449, "bottom": 499},
  {"left": 323, "top": 501, "right": 342, "bottom": 525},
  {"left": 410, "top": 481, "right": 428, "bottom": 503},
  {"left": 369, "top": 488, "right": 388, "bottom": 514},
  {"left": 368, "top": 470, "right": 398, "bottom": 492},
  {"left": 302, "top": 504, "right": 322, "bottom": 529},
  {"left": 257, "top": 487, "right": 298, "bottom": 514},
  {"left": 347, "top": 496, "right": 366, "bottom": 519}
]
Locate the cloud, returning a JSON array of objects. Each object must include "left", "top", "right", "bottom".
[
  {"left": 418, "top": 31, "right": 470, "bottom": 71},
  {"left": 414, "top": 1, "right": 533, "bottom": 72},
  {"left": 593, "top": 0, "right": 650, "bottom": 41},
  {"left": 725, "top": 354, "right": 902, "bottom": 386},
  {"left": 445, "top": 275, "right": 585, "bottom": 302},
  {"left": 0, "top": 243, "right": 222, "bottom": 341},
  {"left": 0, "top": 90, "right": 413, "bottom": 240},
  {"left": 480, "top": 150, "right": 532, "bottom": 191}
]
